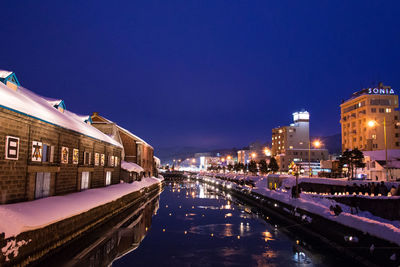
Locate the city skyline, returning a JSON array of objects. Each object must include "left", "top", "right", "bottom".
[{"left": 1, "top": 1, "right": 400, "bottom": 150}]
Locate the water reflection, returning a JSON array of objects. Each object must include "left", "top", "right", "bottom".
[
  {"left": 67, "top": 195, "right": 160, "bottom": 267},
  {"left": 112, "top": 182, "right": 344, "bottom": 267}
]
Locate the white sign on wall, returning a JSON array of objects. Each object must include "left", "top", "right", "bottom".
[
  {"left": 368, "top": 88, "right": 395, "bottom": 95},
  {"left": 5, "top": 136, "right": 20, "bottom": 160}
]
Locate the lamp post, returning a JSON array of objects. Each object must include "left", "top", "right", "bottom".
[
  {"left": 308, "top": 140, "right": 321, "bottom": 178},
  {"left": 368, "top": 118, "right": 389, "bottom": 181}
]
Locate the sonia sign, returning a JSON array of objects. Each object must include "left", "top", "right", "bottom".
[{"left": 368, "top": 88, "right": 395, "bottom": 95}]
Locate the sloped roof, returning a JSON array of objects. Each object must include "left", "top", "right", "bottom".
[
  {"left": 363, "top": 150, "right": 400, "bottom": 161},
  {"left": 92, "top": 113, "right": 153, "bottom": 149},
  {"left": 0, "top": 70, "right": 12, "bottom": 79},
  {"left": 0, "top": 82, "right": 122, "bottom": 148}
]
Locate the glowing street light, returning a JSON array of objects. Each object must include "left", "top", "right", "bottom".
[
  {"left": 309, "top": 139, "right": 322, "bottom": 178},
  {"left": 227, "top": 155, "right": 232, "bottom": 160},
  {"left": 368, "top": 120, "right": 377, "bottom": 128},
  {"left": 251, "top": 153, "right": 257, "bottom": 159},
  {"left": 368, "top": 119, "right": 389, "bottom": 181},
  {"left": 264, "top": 148, "right": 271, "bottom": 156},
  {"left": 313, "top": 140, "right": 321, "bottom": 148}
]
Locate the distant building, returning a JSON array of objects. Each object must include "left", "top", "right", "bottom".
[
  {"left": 91, "top": 113, "right": 155, "bottom": 178},
  {"left": 237, "top": 150, "right": 250, "bottom": 164},
  {"left": 0, "top": 71, "right": 122, "bottom": 204},
  {"left": 340, "top": 83, "right": 400, "bottom": 151},
  {"left": 271, "top": 111, "right": 328, "bottom": 172}
]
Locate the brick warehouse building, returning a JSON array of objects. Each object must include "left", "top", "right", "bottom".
[
  {"left": 0, "top": 71, "right": 123, "bottom": 204},
  {"left": 91, "top": 113, "right": 155, "bottom": 178}
]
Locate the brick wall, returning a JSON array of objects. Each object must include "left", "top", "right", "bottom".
[{"left": 0, "top": 107, "right": 122, "bottom": 204}]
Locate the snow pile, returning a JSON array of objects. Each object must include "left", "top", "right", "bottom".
[
  {"left": 252, "top": 179, "right": 400, "bottom": 246},
  {"left": 0, "top": 177, "right": 162, "bottom": 238},
  {"left": 0, "top": 82, "right": 121, "bottom": 148},
  {"left": 121, "top": 160, "right": 144, "bottom": 173},
  {"left": 281, "top": 176, "right": 400, "bottom": 188}
]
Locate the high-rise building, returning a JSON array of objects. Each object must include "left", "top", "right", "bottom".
[
  {"left": 271, "top": 111, "right": 310, "bottom": 155},
  {"left": 271, "top": 111, "right": 328, "bottom": 172},
  {"left": 340, "top": 83, "right": 400, "bottom": 152}
]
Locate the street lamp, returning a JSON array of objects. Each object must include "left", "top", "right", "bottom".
[
  {"left": 251, "top": 153, "right": 257, "bottom": 159},
  {"left": 368, "top": 119, "right": 388, "bottom": 181},
  {"left": 264, "top": 148, "right": 271, "bottom": 156},
  {"left": 308, "top": 140, "right": 321, "bottom": 178}
]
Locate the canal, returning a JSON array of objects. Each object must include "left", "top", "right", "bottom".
[{"left": 41, "top": 180, "right": 348, "bottom": 266}]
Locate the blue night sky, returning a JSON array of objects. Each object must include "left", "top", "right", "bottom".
[{"left": 1, "top": 1, "right": 400, "bottom": 151}]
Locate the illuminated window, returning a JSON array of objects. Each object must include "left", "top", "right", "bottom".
[
  {"left": 372, "top": 134, "right": 376, "bottom": 139},
  {"left": 289, "top": 146, "right": 293, "bottom": 149},
  {"left": 386, "top": 108, "right": 391, "bottom": 113}
]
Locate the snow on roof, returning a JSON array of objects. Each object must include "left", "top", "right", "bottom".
[
  {"left": 0, "top": 82, "right": 122, "bottom": 148},
  {"left": 92, "top": 114, "right": 152, "bottom": 149},
  {"left": 0, "top": 70, "right": 12, "bottom": 79},
  {"left": 363, "top": 149, "right": 400, "bottom": 161},
  {"left": 121, "top": 161, "right": 144, "bottom": 173}
]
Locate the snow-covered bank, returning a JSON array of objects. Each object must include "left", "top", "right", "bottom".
[
  {"left": 200, "top": 174, "right": 400, "bottom": 247},
  {"left": 0, "top": 177, "right": 162, "bottom": 239}
]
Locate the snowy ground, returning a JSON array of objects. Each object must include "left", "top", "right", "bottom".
[
  {"left": 0, "top": 177, "right": 163, "bottom": 239},
  {"left": 199, "top": 173, "right": 400, "bottom": 247}
]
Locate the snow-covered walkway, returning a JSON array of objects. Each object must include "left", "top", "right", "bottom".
[{"left": 0, "top": 177, "right": 162, "bottom": 239}]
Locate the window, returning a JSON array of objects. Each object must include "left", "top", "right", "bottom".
[
  {"left": 108, "top": 155, "right": 114, "bottom": 167},
  {"left": 105, "top": 171, "right": 112, "bottom": 186},
  {"left": 359, "top": 136, "right": 362, "bottom": 141},
  {"left": 42, "top": 144, "right": 54, "bottom": 163},
  {"left": 84, "top": 151, "right": 91, "bottom": 165},
  {"left": 95, "top": 153, "right": 100, "bottom": 166},
  {"left": 371, "top": 108, "right": 376, "bottom": 113},
  {"left": 81, "top": 172, "right": 90, "bottom": 190},
  {"left": 101, "top": 154, "right": 105, "bottom": 166},
  {"left": 396, "top": 133, "right": 399, "bottom": 138},
  {"left": 372, "top": 134, "right": 377, "bottom": 139},
  {"left": 386, "top": 108, "right": 392, "bottom": 113},
  {"left": 35, "top": 172, "right": 50, "bottom": 199},
  {"left": 379, "top": 108, "right": 384, "bottom": 113},
  {"left": 73, "top": 149, "right": 79, "bottom": 164},
  {"left": 5, "top": 136, "right": 20, "bottom": 160},
  {"left": 397, "top": 142, "right": 400, "bottom": 147},
  {"left": 61, "top": 147, "right": 69, "bottom": 164}
]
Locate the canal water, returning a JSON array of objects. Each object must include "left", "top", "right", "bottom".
[
  {"left": 112, "top": 181, "right": 344, "bottom": 267},
  {"left": 42, "top": 181, "right": 347, "bottom": 266}
]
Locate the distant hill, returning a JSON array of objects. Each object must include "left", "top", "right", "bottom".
[
  {"left": 315, "top": 133, "right": 341, "bottom": 155},
  {"left": 156, "top": 134, "right": 342, "bottom": 164}
]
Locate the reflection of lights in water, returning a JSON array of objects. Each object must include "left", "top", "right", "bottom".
[
  {"left": 211, "top": 233, "right": 214, "bottom": 237},
  {"left": 237, "top": 235, "right": 240, "bottom": 239},
  {"left": 165, "top": 205, "right": 168, "bottom": 208},
  {"left": 224, "top": 213, "right": 232, "bottom": 218},
  {"left": 199, "top": 186, "right": 205, "bottom": 198},
  {"left": 184, "top": 231, "right": 187, "bottom": 234},
  {"left": 179, "top": 205, "right": 182, "bottom": 208},
  {"left": 163, "top": 229, "right": 166, "bottom": 232},
  {"left": 169, "top": 213, "right": 172, "bottom": 216},
  {"left": 240, "top": 224, "right": 244, "bottom": 235},
  {"left": 192, "top": 206, "right": 195, "bottom": 209},
  {"left": 263, "top": 231, "right": 274, "bottom": 242},
  {"left": 293, "top": 251, "right": 311, "bottom": 264}
]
